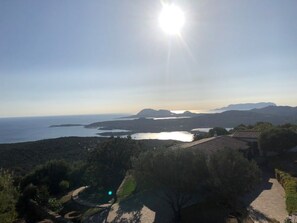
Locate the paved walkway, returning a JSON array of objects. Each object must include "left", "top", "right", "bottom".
[
  {"left": 244, "top": 177, "right": 288, "bottom": 223},
  {"left": 106, "top": 191, "right": 172, "bottom": 223},
  {"left": 72, "top": 186, "right": 113, "bottom": 208}
]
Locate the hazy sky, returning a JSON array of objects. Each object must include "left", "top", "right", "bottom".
[{"left": 1, "top": 0, "right": 296, "bottom": 117}]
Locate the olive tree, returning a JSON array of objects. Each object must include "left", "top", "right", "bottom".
[{"left": 132, "top": 148, "right": 208, "bottom": 223}]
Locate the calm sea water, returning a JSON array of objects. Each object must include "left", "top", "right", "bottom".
[
  {"left": 0, "top": 114, "right": 126, "bottom": 143},
  {"left": 0, "top": 114, "right": 196, "bottom": 143}
]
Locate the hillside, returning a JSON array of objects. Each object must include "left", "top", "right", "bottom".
[
  {"left": 87, "top": 106, "right": 297, "bottom": 132},
  {"left": 213, "top": 102, "right": 276, "bottom": 111},
  {"left": 0, "top": 137, "right": 177, "bottom": 175},
  {"left": 123, "top": 108, "right": 197, "bottom": 118}
]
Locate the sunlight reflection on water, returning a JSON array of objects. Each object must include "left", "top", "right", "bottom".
[{"left": 131, "top": 131, "right": 193, "bottom": 142}]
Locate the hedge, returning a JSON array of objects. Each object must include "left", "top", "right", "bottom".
[{"left": 275, "top": 169, "right": 297, "bottom": 214}]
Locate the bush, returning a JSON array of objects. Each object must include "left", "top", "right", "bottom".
[
  {"left": 59, "top": 180, "right": 70, "bottom": 192},
  {"left": 275, "top": 169, "right": 297, "bottom": 214},
  {"left": 48, "top": 198, "right": 62, "bottom": 212},
  {"left": 20, "top": 160, "right": 71, "bottom": 195},
  {"left": 207, "top": 149, "right": 261, "bottom": 206},
  {"left": 260, "top": 128, "right": 297, "bottom": 154},
  {"left": 0, "top": 169, "right": 19, "bottom": 223},
  {"left": 0, "top": 170, "right": 19, "bottom": 223}
]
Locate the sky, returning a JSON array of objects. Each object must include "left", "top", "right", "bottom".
[{"left": 0, "top": 0, "right": 297, "bottom": 117}]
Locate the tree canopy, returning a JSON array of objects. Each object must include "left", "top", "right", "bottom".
[
  {"left": 259, "top": 128, "right": 297, "bottom": 154},
  {"left": 208, "top": 127, "right": 229, "bottom": 137},
  {"left": 206, "top": 149, "right": 261, "bottom": 206},
  {"left": 86, "top": 137, "right": 142, "bottom": 188},
  {"left": 132, "top": 147, "right": 261, "bottom": 222},
  {"left": 0, "top": 170, "right": 19, "bottom": 223},
  {"left": 20, "top": 160, "right": 71, "bottom": 195},
  {"left": 133, "top": 148, "right": 208, "bottom": 222}
]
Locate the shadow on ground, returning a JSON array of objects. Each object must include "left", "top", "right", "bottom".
[
  {"left": 109, "top": 190, "right": 173, "bottom": 223},
  {"left": 243, "top": 170, "right": 273, "bottom": 206}
]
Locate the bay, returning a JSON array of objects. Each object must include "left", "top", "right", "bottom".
[{"left": 0, "top": 114, "right": 126, "bottom": 143}]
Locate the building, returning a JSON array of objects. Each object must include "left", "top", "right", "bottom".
[
  {"left": 232, "top": 131, "right": 261, "bottom": 156},
  {"left": 172, "top": 135, "right": 250, "bottom": 156}
]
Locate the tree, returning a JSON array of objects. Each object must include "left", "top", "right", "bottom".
[
  {"left": 20, "top": 160, "right": 71, "bottom": 195},
  {"left": 208, "top": 127, "right": 229, "bottom": 137},
  {"left": 206, "top": 149, "right": 261, "bottom": 207},
  {"left": 86, "top": 138, "right": 141, "bottom": 188},
  {"left": 259, "top": 128, "right": 297, "bottom": 154},
  {"left": 132, "top": 148, "right": 208, "bottom": 223},
  {"left": 252, "top": 122, "right": 273, "bottom": 131},
  {"left": 0, "top": 170, "right": 19, "bottom": 223}
]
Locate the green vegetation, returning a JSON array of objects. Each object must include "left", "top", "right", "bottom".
[
  {"left": 0, "top": 137, "right": 103, "bottom": 175},
  {"left": 207, "top": 149, "right": 261, "bottom": 206},
  {"left": 275, "top": 169, "right": 297, "bottom": 214},
  {"left": 133, "top": 147, "right": 260, "bottom": 222},
  {"left": 194, "top": 127, "right": 229, "bottom": 140},
  {"left": 20, "top": 160, "right": 77, "bottom": 194},
  {"left": 209, "top": 127, "right": 229, "bottom": 137},
  {"left": 0, "top": 136, "right": 175, "bottom": 222},
  {"left": 0, "top": 170, "right": 19, "bottom": 223},
  {"left": 232, "top": 122, "right": 274, "bottom": 132},
  {"left": 48, "top": 197, "right": 62, "bottom": 212},
  {"left": 133, "top": 148, "right": 208, "bottom": 222},
  {"left": 260, "top": 128, "right": 297, "bottom": 154},
  {"left": 117, "top": 175, "right": 137, "bottom": 201},
  {"left": 86, "top": 137, "right": 142, "bottom": 189},
  {"left": 1, "top": 130, "right": 296, "bottom": 222}
]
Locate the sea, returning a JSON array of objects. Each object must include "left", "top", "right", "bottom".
[{"left": 0, "top": 114, "right": 200, "bottom": 144}]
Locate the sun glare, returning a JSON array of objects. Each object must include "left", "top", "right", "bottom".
[{"left": 159, "top": 3, "right": 185, "bottom": 35}]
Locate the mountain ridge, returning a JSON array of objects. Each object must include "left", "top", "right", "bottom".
[
  {"left": 213, "top": 102, "right": 276, "bottom": 111},
  {"left": 87, "top": 105, "right": 297, "bottom": 133},
  {"left": 123, "top": 108, "right": 198, "bottom": 118}
]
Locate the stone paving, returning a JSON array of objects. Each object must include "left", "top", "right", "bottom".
[
  {"left": 245, "top": 177, "right": 288, "bottom": 223},
  {"left": 106, "top": 191, "right": 172, "bottom": 223}
]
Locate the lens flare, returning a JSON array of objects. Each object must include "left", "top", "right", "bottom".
[{"left": 159, "top": 3, "right": 185, "bottom": 35}]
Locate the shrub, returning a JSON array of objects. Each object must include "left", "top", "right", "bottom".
[
  {"left": 0, "top": 170, "right": 19, "bottom": 223},
  {"left": 260, "top": 128, "right": 297, "bottom": 154},
  {"left": 59, "top": 180, "right": 70, "bottom": 192},
  {"left": 275, "top": 169, "right": 297, "bottom": 214},
  {"left": 48, "top": 198, "right": 62, "bottom": 212}
]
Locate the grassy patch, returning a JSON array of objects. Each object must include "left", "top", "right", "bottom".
[
  {"left": 117, "top": 175, "right": 137, "bottom": 201},
  {"left": 275, "top": 169, "right": 297, "bottom": 214}
]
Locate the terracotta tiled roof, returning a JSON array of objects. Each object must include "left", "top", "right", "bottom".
[
  {"left": 172, "top": 136, "right": 249, "bottom": 153},
  {"left": 232, "top": 131, "right": 261, "bottom": 139}
]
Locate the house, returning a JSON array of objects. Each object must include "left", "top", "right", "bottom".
[
  {"left": 172, "top": 135, "right": 250, "bottom": 156},
  {"left": 232, "top": 131, "right": 261, "bottom": 156}
]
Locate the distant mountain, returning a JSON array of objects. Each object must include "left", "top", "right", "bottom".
[
  {"left": 251, "top": 105, "right": 297, "bottom": 116},
  {"left": 123, "top": 108, "right": 198, "bottom": 118},
  {"left": 88, "top": 105, "right": 297, "bottom": 132},
  {"left": 137, "top": 109, "right": 173, "bottom": 117},
  {"left": 214, "top": 102, "right": 276, "bottom": 111}
]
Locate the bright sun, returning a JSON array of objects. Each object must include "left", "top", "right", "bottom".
[{"left": 159, "top": 3, "right": 185, "bottom": 35}]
